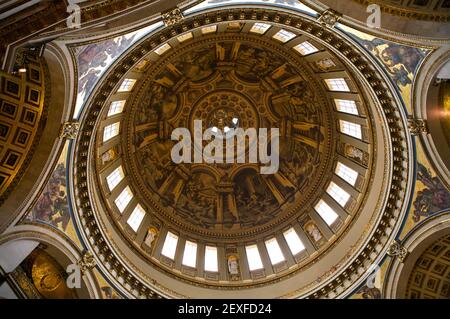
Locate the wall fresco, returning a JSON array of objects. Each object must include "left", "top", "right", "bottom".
[
  {"left": 73, "top": 22, "right": 163, "bottom": 118},
  {"left": 399, "top": 141, "right": 450, "bottom": 240},
  {"left": 339, "top": 25, "right": 430, "bottom": 113},
  {"left": 23, "top": 142, "right": 81, "bottom": 248}
]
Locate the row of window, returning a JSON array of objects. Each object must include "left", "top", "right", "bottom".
[
  {"left": 102, "top": 99, "right": 361, "bottom": 143},
  {"left": 102, "top": 156, "right": 359, "bottom": 275},
  {"left": 102, "top": 22, "right": 363, "bottom": 144},
  {"left": 104, "top": 158, "right": 359, "bottom": 237},
  {"left": 102, "top": 102, "right": 361, "bottom": 143},
  {"left": 100, "top": 22, "right": 363, "bottom": 268},
  {"left": 105, "top": 167, "right": 147, "bottom": 231},
  {"left": 248, "top": 23, "right": 365, "bottom": 141},
  {"left": 158, "top": 166, "right": 358, "bottom": 272},
  {"left": 106, "top": 100, "right": 357, "bottom": 120},
  {"left": 161, "top": 228, "right": 304, "bottom": 272},
  {"left": 315, "top": 162, "right": 359, "bottom": 225}
]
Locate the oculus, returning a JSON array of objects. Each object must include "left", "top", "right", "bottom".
[{"left": 171, "top": 119, "right": 280, "bottom": 174}]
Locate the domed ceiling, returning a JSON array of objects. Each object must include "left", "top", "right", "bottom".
[
  {"left": 126, "top": 33, "right": 338, "bottom": 238},
  {"left": 72, "top": 7, "right": 412, "bottom": 298}
]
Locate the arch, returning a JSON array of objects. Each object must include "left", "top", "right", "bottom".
[
  {"left": 413, "top": 48, "right": 450, "bottom": 188},
  {"left": 0, "top": 42, "right": 76, "bottom": 233},
  {"left": 0, "top": 224, "right": 101, "bottom": 299},
  {"left": 383, "top": 210, "right": 450, "bottom": 298}
]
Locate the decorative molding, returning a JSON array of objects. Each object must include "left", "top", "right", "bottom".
[
  {"left": 387, "top": 240, "right": 408, "bottom": 262},
  {"left": 60, "top": 122, "right": 80, "bottom": 139},
  {"left": 77, "top": 251, "right": 96, "bottom": 274},
  {"left": 10, "top": 266, "right": 41, "bottom": 299},
  {"left": 318, "top": 9, "right": 342, "bottom": 28},
  {"left": 0, "top": 57, "right": 49, "bottom": 205},
  {"left": 408, "top": 117, "right": 428, "bottom": 135},
  {"left": 162, "top": 7, "right": 184, "bottom": 27},
  {"left": 350, "top": 0, "right": 450, "bottom": 22},
  {"left": 71, "top": 7, "right": 411, "bottom": 299},
  {"left": 383, "top": 211, "right": 450, "bottom": 298}
]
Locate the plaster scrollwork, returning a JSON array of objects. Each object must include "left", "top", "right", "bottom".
[
  {"left": 318, "top": 9, "right": 342, "bottom": 28},
  {"left": 77, "top": 251, "right": 96, "bottom": 274},
  {"left": 162, "top": 7, "right": 184, "bottom": 27},
  {"left": 407, "top": 117, "right": 428, "bottom": 136},
  {"left": 386, "top": 240, "right": 408, "bottom": 262},
  {"left": 60, "top": 121, "right": 80, "bottom": 139}
]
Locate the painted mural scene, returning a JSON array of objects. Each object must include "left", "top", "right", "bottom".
[{"left": 0, "top": 0, "right": 449, "bottom": 303}]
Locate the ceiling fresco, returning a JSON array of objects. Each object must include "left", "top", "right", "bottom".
[
  {"left": 124, "top": 35, "right": 333, "bottom": 236},
  {"left": 69, "top": 3, "right": 414, "bottom": 298},
  {"left": 1, "top": 0, "right": 448, "bottom": 301}
]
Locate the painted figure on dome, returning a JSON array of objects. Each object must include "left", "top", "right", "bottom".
[{"left": 413, "top": 163, "right": 450, "bottom": 222}]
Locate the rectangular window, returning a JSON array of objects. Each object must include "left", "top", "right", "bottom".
[
  {"left": 283, "top": 228, "right": 305, "bottom": 255},
  {"left": 108, "top": 100, "right": 126, "bottom": 116},
  {"left": 177, "top": 32, "right": 193, "bottom": 42},
  {"left": 201, "top": 25, "right": 217, "bottom": 34},
  {"left": 154, "top": 43, "right": 171, "bottom": 55},
  {"left": 325, "top": 78, "right": 350, "bottom": 92},
  {"left": 250, "top": 23, "right": 271, "bottom": 34},
  {"left": 272, "top": 29, "right": 296, "bottom": 43},
  {"left": 327, "top": 182, "right": 350, "bottom": 207},
  {"left": 103, "top": 122, "right": 120, "bottom": 142},
  {"left": 114, "top": 186, "right": 133, "bottom": 213},
  {"left": 293, "top": 41, "right": 319, "bottom": 55},
  {"left": 265, "top": 238, "right": 285, "bottom": 265},
  {"left": 106, "top": 166, "right": 124, "bottom": 191},
  {"left": 204, "top": 246, "right": 218, "bottom": 272},
  {"left": 315, "top": 200, "right": 339, "bottom": 226},
  {"left": 336, "top": 162, "right": 358, "bottom": 186},
  {"left": 339, "top": 120, "right": 362, "bottom": 139},
  {"left": 334, "top": 99, "right": 358, "bottom": 115},
  {"left": 118, "top": 79, "right": 136, "bottom": 92},
  {"left": 182, "top": 241, "right": 198, "bottom": 268},
  {"left": 127, "top": 204, "right": 146, "bottom": 232},
  {"left": 246, "top": 245, "right": 264, "bottom": 271},
  {"left": 161, "top": 232, "right": 178, "bottom": 260}
]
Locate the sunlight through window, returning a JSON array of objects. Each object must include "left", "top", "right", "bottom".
[
  {"left": 246, "top": 245, "right": 264, "bottom": 271},
  {"left": 283, "top": 228, "right": 305, "bottom": 255},
  {"left": 162, "top": 232, "right": 179, "bottom": 260},
  {"left": 265, "top": 238, "right": 285, "bottom": 265},
  {"left": 127, "top": 204, "right": 146, "bottom": 232},
  {"left": 315, "top": 200, "right": 338, "bottom": 226},
  {"left": 182, "top": 241, "right": 198, "bottom": 268}
]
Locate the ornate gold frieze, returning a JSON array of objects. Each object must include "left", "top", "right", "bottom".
[
  {"left": 318, "top": 9, "right": 342, "bottom": 28},
  {"left": 77, "top": 251, "right": 96, "bottom": 274},
  {"left": 407, "top": 117, "right": 428, "bottom": 135},
  {"left": 60, "top": 121, "right": 80, "bottom": 139},
  {"left": 387, "top": 240, "right": 408, "bottom": 262},
  {"left": 162, "top": 7, "right": 184, "bottom": 26}
]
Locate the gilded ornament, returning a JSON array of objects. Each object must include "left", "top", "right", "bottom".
[
  {"left": 60, "top": 121, "right": 79, "bottom": 139},
  {"left": 162, "top": 8, "right": 184, "bottom": 26},
  {"left": 386, "top": 241, "right": 408, "bottom": 262}
]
